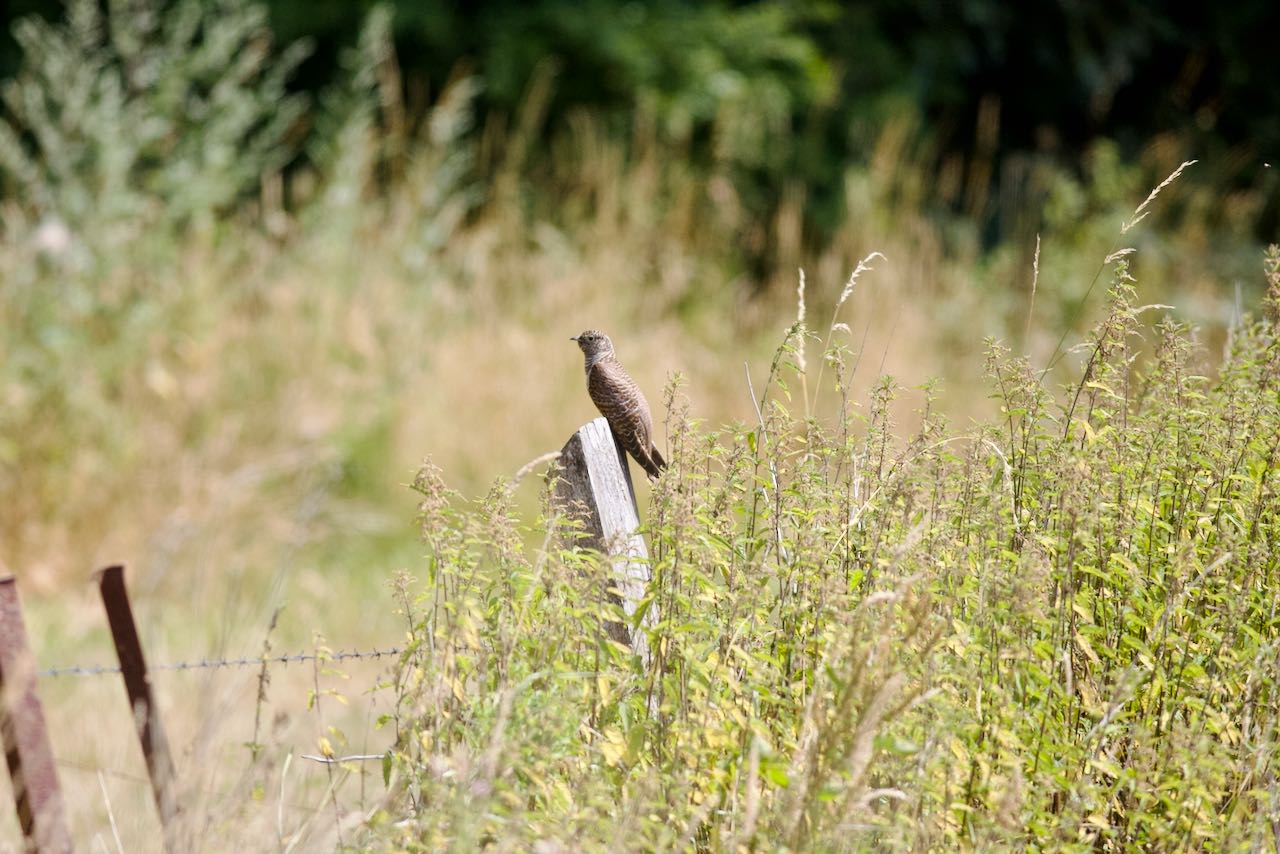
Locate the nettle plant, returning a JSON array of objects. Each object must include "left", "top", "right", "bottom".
[{"left": 370, "top": 244, "right": 1280, "bottom": 850}]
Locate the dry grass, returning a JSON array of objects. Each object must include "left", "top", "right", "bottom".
[{"left": 0, "top": 654, "right": 399, "bottom": 849}]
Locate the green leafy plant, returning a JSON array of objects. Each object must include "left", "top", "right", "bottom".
[
  {"left": 0, "top": 0, "right": 309, "bottom": 236},
  {"left": 371, "top": 233, "right": 1280, "bottom": 848}
]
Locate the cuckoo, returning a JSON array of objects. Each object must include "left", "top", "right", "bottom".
[{"left": 571, "top": 330, "right": 667, "bottom": 481}]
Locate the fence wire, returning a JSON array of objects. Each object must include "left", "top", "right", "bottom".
[{"left": 37, "top": 647, "right": 404, "bottom": 679}]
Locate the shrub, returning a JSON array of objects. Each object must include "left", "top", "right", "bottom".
[{"left": 0, "top": 0, "right": 309, "bottom": 238}]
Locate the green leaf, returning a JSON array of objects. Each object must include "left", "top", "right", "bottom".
[{"left": 760, "top": 758, "right": 791, "bottom": 788}]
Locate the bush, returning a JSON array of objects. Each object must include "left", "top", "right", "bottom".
[{"left": 0, "top": 0, "right": 309, "bottom": 238}]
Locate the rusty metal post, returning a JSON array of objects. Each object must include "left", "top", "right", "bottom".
[
  {"left": 0, "top": 576, "right": 71, "bottom": 853},
  {"left": 95, "top": 565, "right": 179, "bottom": 844}
]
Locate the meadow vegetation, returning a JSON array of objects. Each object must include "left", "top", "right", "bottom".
[
  {"left": 374, "top": 248, "right": 1280, "bottom": 849},
  {"left": 0, "top": 0, "right": 1277, "bottom": 849}
]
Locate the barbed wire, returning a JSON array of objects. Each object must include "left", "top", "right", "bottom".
[{"left": 37, "top": 646, "right": 404, "bottom": 679}]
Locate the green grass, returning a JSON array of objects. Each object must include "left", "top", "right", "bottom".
[{"left": 369, "top": 248, "right": 1280, "bottom": 850}]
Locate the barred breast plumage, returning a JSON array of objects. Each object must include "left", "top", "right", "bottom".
[{"left": 572, "top": 330, "right": 667, "bottom": 481}]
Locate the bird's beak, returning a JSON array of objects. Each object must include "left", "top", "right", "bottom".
[{"left": 569, "top": 335, "right": 579, "bottom": 341}]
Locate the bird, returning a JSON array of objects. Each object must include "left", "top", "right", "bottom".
[{"left": 571, "top": 330, "right": 667, "bottom": 481}]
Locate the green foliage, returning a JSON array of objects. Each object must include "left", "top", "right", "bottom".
[
  {"left": 372, "top": 246, "right": 1280, "bottom": 848},
  {"left": 0, "top": 0, "right": 309, "bottom": 235},
  {"left": 8, "top": 0, "right": 1279, "bottom": 263},
  {"left": 476, "top": 1, "right": 833, "bottom": 161},
  {"left": 248, "top": 0, "right": 1280, "bottom": 247},
  {"left": 0, "top": 1, "right": 441, "bottom": 575},
  {"left": 303, "top": 3, "right": 479, "bottom": 264}
]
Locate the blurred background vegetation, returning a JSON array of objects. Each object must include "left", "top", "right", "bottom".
[
  {"left": 7, "top": 0, "right": 1278, "bottom": 247},
  {"left": 0, "top": 0, "right": 1277, "bottom": 662}
]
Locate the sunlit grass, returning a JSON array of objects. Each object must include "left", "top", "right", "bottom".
[{"left": 371, "top": 245, "right": 1280, "bottom": 850}]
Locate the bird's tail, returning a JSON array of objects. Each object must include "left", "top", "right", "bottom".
[{"left": 643, "top": 445, "right": 667, "bottom": 481}]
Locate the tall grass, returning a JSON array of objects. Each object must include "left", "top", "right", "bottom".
[{"left": 373, "top": 242, "right": 1280, "bottom": 849}]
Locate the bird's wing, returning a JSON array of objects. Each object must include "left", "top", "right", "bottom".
[
  {"left": 588, "top": 363, "right": 647, "bottom": 431},
  {"left": 588, "top": 362, "right": 663, "bottom": 479}
]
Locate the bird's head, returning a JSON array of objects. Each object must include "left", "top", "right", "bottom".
[{"left": 570, "top": 329, "right": 615, "bottom": 362}]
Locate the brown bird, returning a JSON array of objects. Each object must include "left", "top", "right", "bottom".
[{"left": 571, "top": 330, "right": 667, "bottom": 480}]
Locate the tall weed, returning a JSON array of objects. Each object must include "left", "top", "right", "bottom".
[{"left": 376, "top": 241, "right": 1280, "bottom": 849}]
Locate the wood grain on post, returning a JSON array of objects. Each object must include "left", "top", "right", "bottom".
[{"left": 555, "top": 417, "right": 655, "bottom": 662}]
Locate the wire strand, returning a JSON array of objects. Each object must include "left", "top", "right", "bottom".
[{"left": 37, "top": 647, "right": 404, "bottom": 678}]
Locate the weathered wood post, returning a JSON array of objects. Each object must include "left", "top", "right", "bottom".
[
  {"left": 554, "top": 417, "right": 656, "bottom": 663},
  {"left": 0, "top": 576, "right": 71, "bottom": 853}
]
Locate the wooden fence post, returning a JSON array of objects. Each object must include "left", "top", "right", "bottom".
[
  {"left": 0, "top": 576, "right": 71, "bottom": 853},
  {"left": 554, "top": 417, "right": 657, "bottom": 663}
]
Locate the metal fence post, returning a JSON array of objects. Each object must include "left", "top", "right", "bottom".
[
  {"left": 0, "top": 576, "right": 72, "bottom": 853},
  {"left": 95, "top": 565, "right": 180, "bottom": 847}
]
